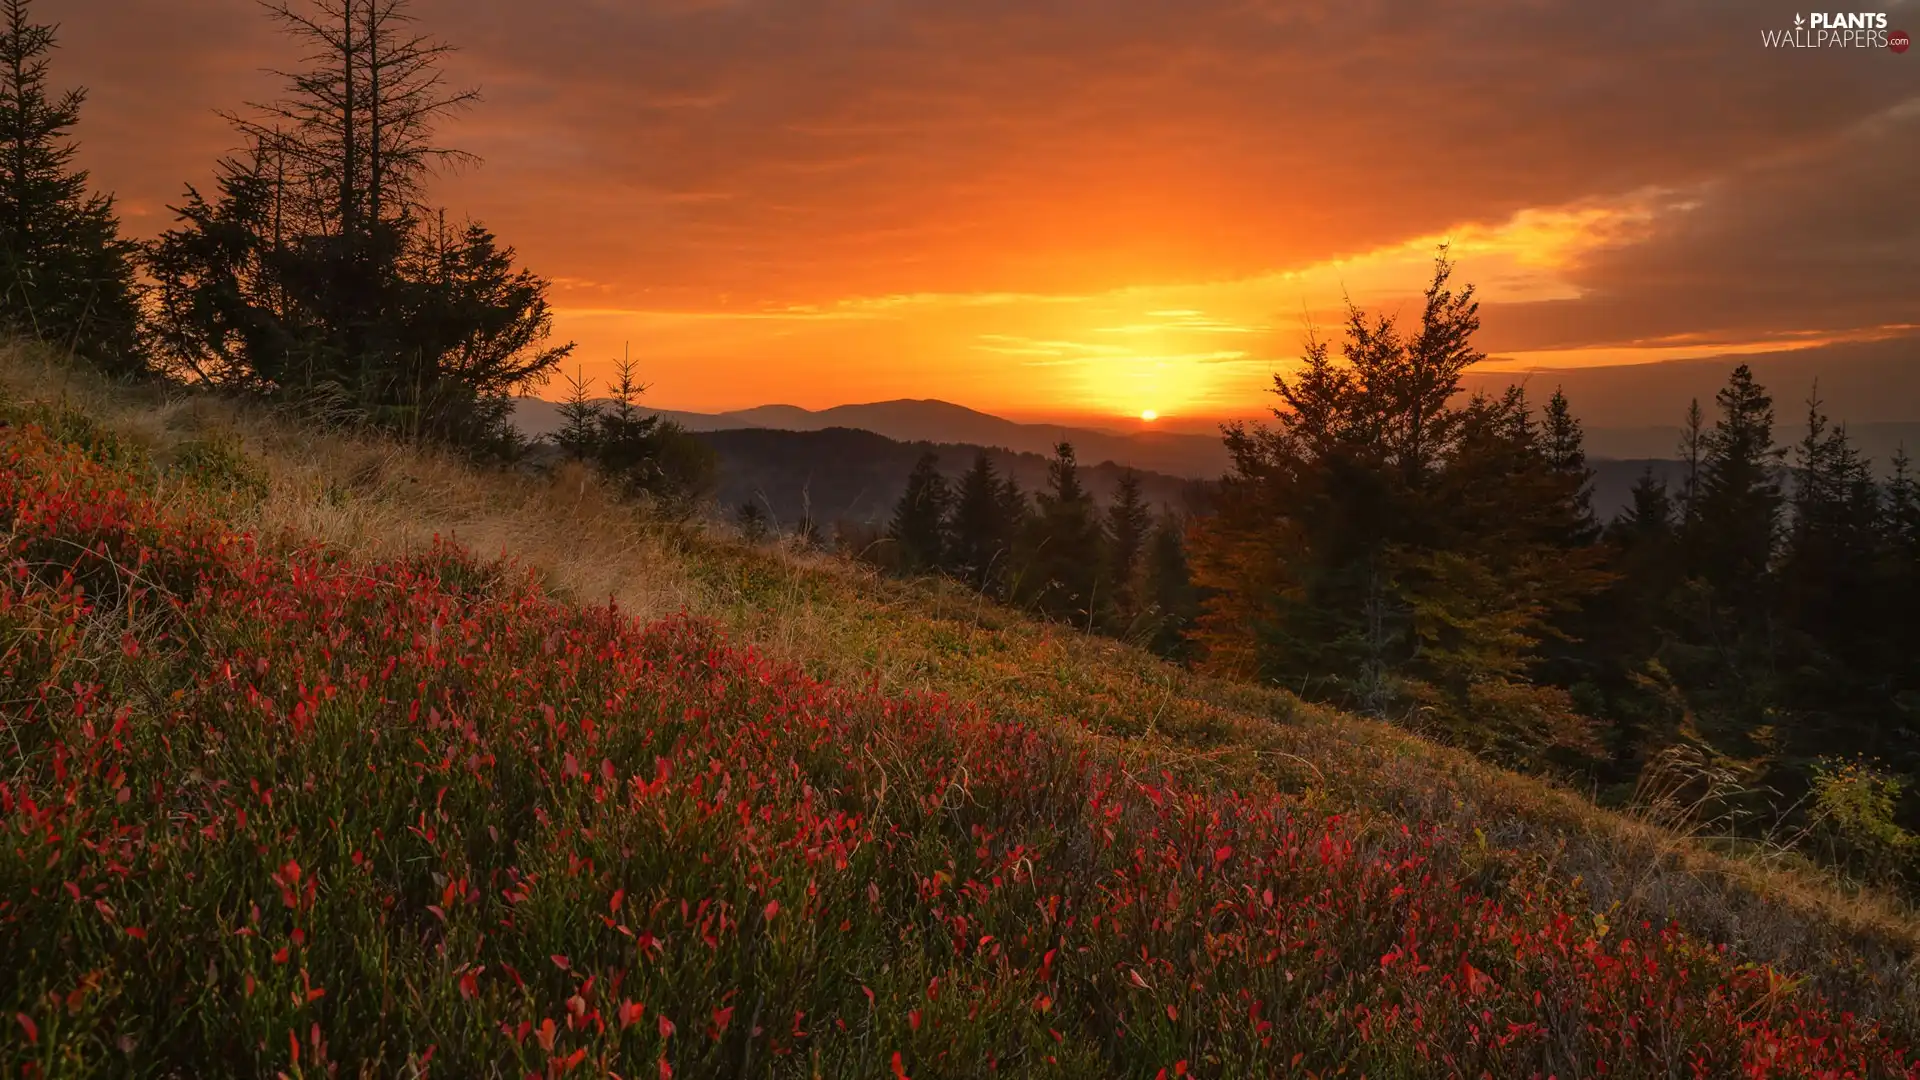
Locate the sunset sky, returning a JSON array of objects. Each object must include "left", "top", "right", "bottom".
[{"left": 52, "top": 0, "right": 1920, "bottom": 426}]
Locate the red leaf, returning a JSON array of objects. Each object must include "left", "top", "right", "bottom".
[
  {"left": 891, "top": 1051, "right": 910, "bottom": 1080},
  {"left": 550, "top": 953, "right": 571, "bottom": 971},
  {"left": 658, "top": 1015, "right": 676, "bottom": 1039},
  {"left": 711, "top": 1005, "right": 734, "bottom": 1038},
  {"left": 909, "top": 1009, "right": 921, "bottom": 1032},
  {"left": 764, "top": 899, "right": 779, "bottom": 921},
  {"left": 618, "top": 1000, "right": 646, "bottom": 1029},
  {"left": 16, "top": 1013, "right": 38, "bottom": 1045}
]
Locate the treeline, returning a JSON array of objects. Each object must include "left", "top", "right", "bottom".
[
  {"left": 1191, "top": 252, "right": 1920, "bottom": 882},
  {"left": 783, "top": 446, "right": 1202, "bottom": 658},
  {"left": 0, "top": 0, "right": 696, "bottom": 495}
]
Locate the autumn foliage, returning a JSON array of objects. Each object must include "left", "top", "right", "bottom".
[{"left": 2, "top": 420, "right": 1916, "bottom": 1076}]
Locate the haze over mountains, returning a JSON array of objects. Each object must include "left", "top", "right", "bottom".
[
  {"left": 519, "top": 342, "right": 1920, "bottom": 492},
  {"left": 1464, "top": 339, "right": 1920, "bottom": 464},
  {"left": 515, "top": 396, "right": 1236, "bottom": 479}
]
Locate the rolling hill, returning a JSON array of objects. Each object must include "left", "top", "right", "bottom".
[
  {"left": 514, "top": 396, "right": 1234, "bottom": 480},
  {"left": 9, "top": 348, "right": 1920, "bottom": 1075}
]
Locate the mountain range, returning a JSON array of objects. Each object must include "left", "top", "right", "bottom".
[{"left": 513, "top": 397, "right": 1234, "bottom": 479}]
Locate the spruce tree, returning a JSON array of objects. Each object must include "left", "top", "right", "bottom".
[
  {"left": 553, "top": 367, "right": 602, "bottom": 460},
  {"left": 1105, "top": 469, "right": 1152, "bottom": 621},
  {"left": 888, "top": 452, "right": 950, "bottom": 572},
  {"left": 591, "top": 352, "right": 662, "bottom": 484},
  {"left": 1780, "top": 392, "right": 1882, "bottom": 707},
  {"left": 1542, "top": 388, "right": 1598, "bottom": 543},
  {"left": 1026, "top": 442, "right": 1104, "bottom": 623},
  {"left": 1677, "top": 398, "right": 1706, "bottom": 533},
  {"left": 947, "top": 452, "right": 1010, "bottom": 590},
  {"left": 0, "top": 0, "right": 141, "bottom": 371},
  {"left": 145, "top": 0, "right": 571, "bottom": 448},
  {"left": 1690, "top": 364, "right": 1783, "bottom": 602},
  {"left": 1610, "top": 468, "right": 1675, "bottom": 548},
  {"left": 1144, "top": 511, "right": 1198, "bottom": 659}
]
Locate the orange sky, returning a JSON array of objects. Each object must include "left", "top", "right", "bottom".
[{"left": 50, "top": 0, "right": 1920, "bottom": 424}]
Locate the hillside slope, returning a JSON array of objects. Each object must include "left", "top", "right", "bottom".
[{"left": 6, "top": 348, "right": 1920, "bottom": 1075}]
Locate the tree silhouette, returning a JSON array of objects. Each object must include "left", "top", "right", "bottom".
[
  {"left": 0, "top": 0, "right": 141, "bottom": 371},
  {"left": 947, "top": 452, "right": 1011, "bottom": 591},
  {"left": 1143, "top": 511, "right": 1198, "bottom": 659},
  {"left": 1023, "top": 442, "right": 1104, "bottom": 624},
  {"left": 1688, "top": 363, "right": 1783, "bottom": 603},
  {"left": 888, "top": 452, "right": 950, "bottom": 572},
  {"left": 145, "top": 0, "right": 569, "bottom": 450},
  {"left": 1104, "top": 469, "right": 1152, "bottom": 622}
]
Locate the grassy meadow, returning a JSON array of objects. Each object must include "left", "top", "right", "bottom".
[{"left": 4, "top": 345, "right": 1920, "bottom": 1077}]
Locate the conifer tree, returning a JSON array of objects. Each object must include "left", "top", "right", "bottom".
[
  {"left": 590, "top": 352, "right": 662, "bottom": 482},
  {"left": 145, "top": 0, "right": 570, "bottom": 449},
  {"left": 1677, "top": 398, "right": 1706, "bottom": 531},
  {"left": 888, "top": 452, "right": 950, "bottom": 572},
  {"left": 1144, "top": 511, "right": 1198, "bottom": 659},
  {"left": 1610, "top": 468, "right": 1676, "bottom": 549},
  {"left": 0, "top": 0, "right": 141, "bottom": 371},
  {"left": 1779, "top": 392, "right": 1882, "bottom": 708},
  {"left": 1542, "top": 387, "right": 1598, "bottom": 543},
  {"left": 947, "top": 452, "right": 1010, "bottom": 590},
  {"left": 553, "top": 366, "right": 601, "bottom": 460},
  {"left": 1105, "top": 470, "right": 1152, "bottom": 621},
  {"left": 1025, "top": 442, "right": 1104, "bottom": 623},
  {"left": 1689, "top": 364, "right": 1783, "bottom": 603}
]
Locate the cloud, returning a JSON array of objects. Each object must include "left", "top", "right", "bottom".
[
  {"left": 43, "top": 0, "right": 1920, "bottom": 417},
  {"left": 1480, "top": 99, "right": 1920, "bottom": 352}
]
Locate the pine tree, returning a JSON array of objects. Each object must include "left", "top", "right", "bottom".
[
  {"left": 145, "top": 0, "right": 570, "bottom": 449},
  {"left": 553, "top": 367, "right": 601, "bottom": 460},
  {"left": 1610, "top": 468, "right": 1675, "bottom": 548},
  {"left": 1689, "top": 364, "right": 1783, "bottom": 602},
  {"left": 1191, "top": 253, "right": 1606, "bottom": 762},
  {"left": 1144, "top": 511, "right": 1198, "bottom": 659},
  {"left": 0, "top": 0, "right": 141, "bottom": 371},
  {"left": 888, "top": 452, "right": 950, "bottom": 572},
  {"left": 947, "top": 452, "right": 1010, "bottom": 590},
  {"left": 1876, "top": 449, "right": 1920, "bottom": 710},
  {"left": 1886, "top": 448, "right": 1919, "bottom": 561},
  {"left": 591, "top": 351, "right": 662, "bottom": 483},
  {"left": 1678, "top": 398, "right": 1706, "bottom": 532},
  {"left": 1780, "top": 391, "right": 1882, "bottom": 718},
  {"left": 1104, "top": 469, "right": 1152, "bottom": 622},
  {"left": 1025, "top": 442, "right": 1104, "bottom": 624},
  {"left": 1542, "top": 388, "right": 1598, "bottom": 543}
]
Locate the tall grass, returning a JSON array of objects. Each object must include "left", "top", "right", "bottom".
[{"left": 4, "top": 344, "right": 1920, "bottom": 1075}]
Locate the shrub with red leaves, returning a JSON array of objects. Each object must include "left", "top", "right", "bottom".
[{"left": 2, "top": 423, "right": 1915, "bottom": 1077}]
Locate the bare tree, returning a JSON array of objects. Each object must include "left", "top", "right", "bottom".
[{"left": 229, "top": 0, "right": 477, "bottom": 242}]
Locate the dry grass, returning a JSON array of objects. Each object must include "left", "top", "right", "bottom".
[{"left": 8, "top": 342, "right": 1920, "bottom": 1035}]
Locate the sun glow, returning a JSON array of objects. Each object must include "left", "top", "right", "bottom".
[{"left": 1139, "top": 409, "right": 1159, "bottom": 422}]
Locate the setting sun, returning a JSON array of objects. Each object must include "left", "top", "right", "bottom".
[{"left": 1140, "top": 409, "right": 1158, "bottom": 422}]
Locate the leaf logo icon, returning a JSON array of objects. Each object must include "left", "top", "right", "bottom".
[{"left": 1794, "top": 12, "right": 1805, "bottom": 25}]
